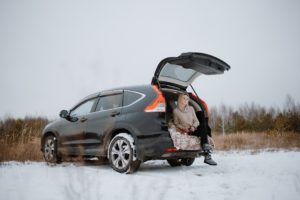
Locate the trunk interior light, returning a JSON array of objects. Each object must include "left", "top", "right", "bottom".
[{"left": 144, "top": 85, "right": 166, "bottom": 112}]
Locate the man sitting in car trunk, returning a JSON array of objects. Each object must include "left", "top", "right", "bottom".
[{"left": 168, "top": 93, "right": 217, "bottom": 165}]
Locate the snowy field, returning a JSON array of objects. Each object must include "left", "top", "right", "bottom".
[{"left": 1, "top": 151, "right": 299, "bottom": 200}]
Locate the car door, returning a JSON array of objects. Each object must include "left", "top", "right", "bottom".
[
  {"left": 152, "top": 52, "right": 231, "bottom": 89},
  {"left": 59, "top": 98, "right": 98, "bottom": 155},
  {"left": 83, "top": 90, "right": 123, "bottom": 155}
]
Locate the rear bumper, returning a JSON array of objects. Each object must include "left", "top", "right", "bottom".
[
  {"left": 135, "top": 132, "right": 204, "bottom": 161},
  {"left": 160, "top": 150, "right": 205, "bottom": 159}
]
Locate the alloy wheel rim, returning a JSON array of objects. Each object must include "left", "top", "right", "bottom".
[
  {"left": 111, "top": 139, "right": 131, "bottom": 170},
  {"left": 44, "top": 138, "right": 55, "bottom": 161}
]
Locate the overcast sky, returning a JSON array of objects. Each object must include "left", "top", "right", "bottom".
[{"left": 0, "top": 0, "right": 300, "bottom": 119}]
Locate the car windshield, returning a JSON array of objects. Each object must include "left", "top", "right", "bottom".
[{"left": 159, "top": 63, "right": 198, "bottom": 82}]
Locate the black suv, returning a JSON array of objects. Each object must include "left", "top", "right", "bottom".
[{"left": 41, "top": 52, "right": 230, "bottom": 173}]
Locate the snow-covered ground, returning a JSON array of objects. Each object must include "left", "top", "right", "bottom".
[{"left": 1, "top": 151, "right": 300, "bottom": 200}]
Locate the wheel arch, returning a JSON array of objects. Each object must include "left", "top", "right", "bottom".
[{"left": 103, "top": 128, "right": 137, "bottom": 157}]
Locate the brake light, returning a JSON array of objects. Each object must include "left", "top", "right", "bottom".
[{"left": 144, "top": 85, "right": 166, "bottom": 112}]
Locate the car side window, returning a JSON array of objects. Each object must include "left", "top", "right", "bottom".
[
  {"left": 70, "top": 98, "right": 97, "bottom": 117},
  {"left": 123, "top": 91, "right": 143, "bottom": 106},
  {"left": 95, "top": 94, "right": 123, "bottom": 112}
]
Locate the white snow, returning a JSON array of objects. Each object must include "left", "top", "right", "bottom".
[{"left": 1, "top": 151, "right": 300, "bottom": 200}]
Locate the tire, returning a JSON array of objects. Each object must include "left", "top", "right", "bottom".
[
  {"left": 167, "top": 159, "right": 182, "bottom": 167},
  {"left": 108, "top": 133, "right": 141, "bottom": 173},
  {"left": 43, "top": 135, "right": 62, "bottom": 164},
  {"left": 167, "top": 158, "right": 195, "bottom": 167},
  {"left": 181, "top": 158, "right": 195, "bottom": 166}
]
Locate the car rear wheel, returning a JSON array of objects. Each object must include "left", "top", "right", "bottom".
[
  {"left": 43, "top": 135, "right": 62, "bottom": 164},
  {"left": 108, "top": 133, "right": 141, "bottom": 173}
]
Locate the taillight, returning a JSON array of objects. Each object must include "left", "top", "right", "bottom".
[
  {"left": 166, "top": 147, "right": 177, "bottom": 153},
  {"left": 144, "top": 85, "right": 166, "bottom": 112}
]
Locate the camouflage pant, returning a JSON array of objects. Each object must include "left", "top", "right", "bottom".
[{"left": 168, "top": 128, "right": 201, "bottom": 150}]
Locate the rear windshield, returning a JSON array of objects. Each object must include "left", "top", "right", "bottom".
[{"left": 160, "top": 63, "right": 197, "bottom": 82}]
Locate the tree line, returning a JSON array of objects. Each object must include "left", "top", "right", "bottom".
[
  {"left": 0, "top": 117, "right": 48, "bottom": 144},
  {"left": 209, "top": 95, "right": 300, "bottom": 134}
]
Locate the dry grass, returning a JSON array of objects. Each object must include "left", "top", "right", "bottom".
[
  {"left": 0, "top": 117, "right": 47, "bottom": 162},
  {"left": 214, "top": 132, "right": 300, "bottom": 151},
  {"left": 0, "top": 131, "right": 299, "bottom": 162},
  {"left": 0, "top": 137, "right": 43, "bottom": 162}
]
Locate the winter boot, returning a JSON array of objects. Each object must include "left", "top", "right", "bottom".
[
  {"left": 202, "top": 143, "right": 213, "bottom": 154},
  {"left": 204, "top": 154, "right": 217, "bottom": 165},
  {"left": 202, "top": 143, "right": 217, "bottom": 165}
]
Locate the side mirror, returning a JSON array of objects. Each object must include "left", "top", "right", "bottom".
[{"left": 59, "top": 110, "right": 69, "bottom": 118}]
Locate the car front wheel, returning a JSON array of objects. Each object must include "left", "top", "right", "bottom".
[
  {"left": 108, "top": 133, "right": 141, "bottom": 173},
  {"left": 167, "top": 158, "right": 195, "bottom": 167},
  {"left": 43, "top": 135, "right": 62, "bottom": 164},
  {"left": 181, "top": 158, "right": 195, "bottom": 166},
  {"left": 167, "top": 159, "right": 182, "bottom": 167}
]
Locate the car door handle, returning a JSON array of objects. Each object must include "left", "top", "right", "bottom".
[
  {"left": 80, "top": 117, "right": 88, "bottom": 122},
  {"left": 110, "top": 111, "right": 120, "bottom": 117}
]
